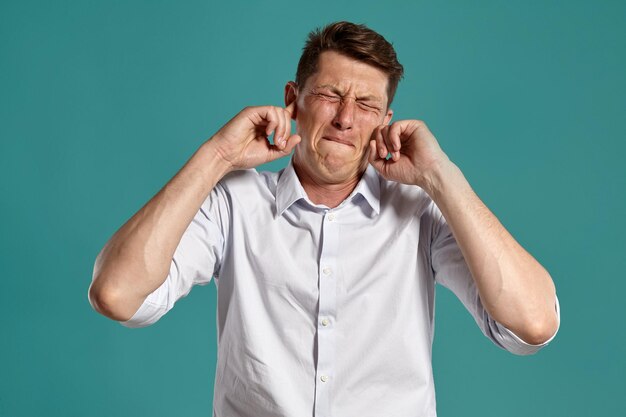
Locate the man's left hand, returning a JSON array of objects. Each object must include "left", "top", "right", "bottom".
[{"left": 368, "top": 120, "right": 450, "bottom": 193}]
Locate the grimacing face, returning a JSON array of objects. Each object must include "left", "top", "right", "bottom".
[{"left": 286, "top": 50, "right": 393, "bottom": 185}]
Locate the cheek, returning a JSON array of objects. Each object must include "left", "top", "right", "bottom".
[
  {"left": 310, "top": 102, "right": 338, "bottom": 121},
  {"left": 358, "top": 116, "right": 384, "bottom": 142},
  {"left": 297, "top": 103, "right": 334, "bottom": 136}
]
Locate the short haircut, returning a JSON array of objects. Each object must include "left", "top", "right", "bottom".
[{"left": 295, "top": 21, "right": 404, "bottom": 106}]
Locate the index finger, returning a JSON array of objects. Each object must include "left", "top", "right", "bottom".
[{"left": 284, "top": 101, "right": 296, "bottom": 117}]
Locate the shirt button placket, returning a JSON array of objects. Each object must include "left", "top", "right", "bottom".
[{"left": 314, "top": 210, "right": 339, "bottom": 417}]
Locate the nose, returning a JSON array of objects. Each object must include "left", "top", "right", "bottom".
[{"left": 332, "top": 99, "right": 354, "bottom": 130}]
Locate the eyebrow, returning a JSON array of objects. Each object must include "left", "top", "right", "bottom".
[{"left": 314, "top": 84, "right": 383, "bottom": 102}]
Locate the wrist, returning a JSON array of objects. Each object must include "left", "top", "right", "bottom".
[
  {"left": 201, "top": 138, "right": 236, "bottom": 175},
  {"left": 421, "top": 158, "right": 466, "bottom": 200}
]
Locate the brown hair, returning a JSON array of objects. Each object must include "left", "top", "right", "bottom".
[{"left": 295, "top": 21, "right": 404, "bottom": 106}]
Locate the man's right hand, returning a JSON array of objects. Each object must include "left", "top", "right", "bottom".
[
  {"left": 210, "top": 103, "right": 301, "bottom": 173},
  {"left": 89, "top": 103, "right": 301, "bottom": 322}
]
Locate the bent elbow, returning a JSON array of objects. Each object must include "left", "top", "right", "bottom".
[
  {"left": 88, "top": 281, "right": 136, "bottom": 322},
  {"left": 518, "top": 313, "right": 559, "bottom": 346}
]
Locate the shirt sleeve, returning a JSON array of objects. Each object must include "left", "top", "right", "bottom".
[
  {"left": 429, "top": 204, "right": 561, "bottom": 356},
  {"left": 119, "top": 183, "right": 230, "bottom": 328}
]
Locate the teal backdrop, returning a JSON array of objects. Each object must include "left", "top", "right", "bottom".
[{"left": 1, "top": 1, "right": 624, "bottom": 416}]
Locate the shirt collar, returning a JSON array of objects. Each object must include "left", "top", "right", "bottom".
[
  {"left": 276, "top": 158, "right": 308, "bottom": 216},
  {"left": 354, "top": 163, "right": 381, "bottom": 215},
  {"left": 276, "top": 158, "right": 381, "bottom": 216}
]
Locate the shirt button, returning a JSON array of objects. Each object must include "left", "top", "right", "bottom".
[
  {"left": 322, "top": 267, "right": 331, "bottom": 275},
  {"left": 327, "top": 213, "right": 336, "bottom": 221},
  {"left": 320, "top": 375, "right": 329, "bottom": 382},
  {"left": 321, "top": 318, "right": 330, "bottom": 327}
]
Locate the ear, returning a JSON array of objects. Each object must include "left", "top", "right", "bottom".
[
  {"left": 383, "top": 108, "right": 393, "bottom": 125},
  {"left": 284, "top": 81, "right": 298, "bottom": 120}
]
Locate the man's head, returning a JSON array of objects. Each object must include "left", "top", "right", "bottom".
[
  {"left": 286, "top": 22, "right": 403, "bottom": 185},
  {"left": 295, "top": 21, "right": 404, "bottom": 107}
]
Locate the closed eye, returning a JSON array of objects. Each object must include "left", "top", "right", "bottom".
[
  {"left": 357, "top": 101, "right": 381, "bottom": 111},
  {"left": 318, "top": 93, "right": 340, "bottom": 101}
]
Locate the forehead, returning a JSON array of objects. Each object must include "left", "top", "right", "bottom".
[{"left": 305, "top": 51, "right": 389, "bottom": 101}]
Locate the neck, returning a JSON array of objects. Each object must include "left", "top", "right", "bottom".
[{"left": 293, "top": 161, "right": 363, "bottom": 209}]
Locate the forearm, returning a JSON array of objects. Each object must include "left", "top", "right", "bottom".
[
  {"left": 426, "top": 160, "right": 558, "bottom": 344},
  {"left": 89, "top": 139, "right": 231, "bottom": 321}
]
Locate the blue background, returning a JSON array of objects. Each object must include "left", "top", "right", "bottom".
[{"left": 1, "top": 1, "right": 624, "bottom": 416}]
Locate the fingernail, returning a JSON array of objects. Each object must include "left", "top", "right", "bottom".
[
  {"left": 276, "top": 136, "right": 283, "bottom": 146},
  {"left": 379, "top": 148, "right": 386, "bottom": 158}
]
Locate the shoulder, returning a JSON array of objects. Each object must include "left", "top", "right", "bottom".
[
  {"left": 378, "top": 174, "right": 436, "bottom": 219},
  {"left": 219, "top": 168, "right": 278, "bottom": 189},
  {"left": 215, "top": 167, "right": 281, "bottom": 206}
]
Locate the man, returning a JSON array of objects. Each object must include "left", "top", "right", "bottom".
[{"left": 89, "top": 21, "right": 559, "bottom": 416}]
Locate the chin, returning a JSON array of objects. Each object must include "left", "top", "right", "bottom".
[{"left": 321, "top": 158, "right": 361, "bottom": 180}]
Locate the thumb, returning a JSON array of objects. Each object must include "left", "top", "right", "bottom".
[
  {"left": 282, "top": 134, "right": 301, "bottom": 154},
  {"left": 265, "top": 134, "right": 302, "bottom": 163},
  {"left": 368, "top": 139, "right": 385, "bottom": 173}
]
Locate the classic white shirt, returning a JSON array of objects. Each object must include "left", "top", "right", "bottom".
[{"left": 118, "top": 158, "right": 559, "bottom": 417}]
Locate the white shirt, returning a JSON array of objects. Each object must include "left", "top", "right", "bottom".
[{"left": 119, "top": 159, "right": 559, "bottom": 417}]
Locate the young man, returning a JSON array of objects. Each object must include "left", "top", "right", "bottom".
[{"left": 89, "top": 21, "right": 559, "bottom": 416}]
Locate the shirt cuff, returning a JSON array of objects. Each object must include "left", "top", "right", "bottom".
[
  {"left": 119, "top": 288, "right": 168, "bottom": 329},
  {"left": 495, "top": 294, "right": 561, "bottom": 356}
]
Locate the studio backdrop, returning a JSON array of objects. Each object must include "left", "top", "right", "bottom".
[{"left": 1, "top": 1, "right": 624, "bottom": 416}]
